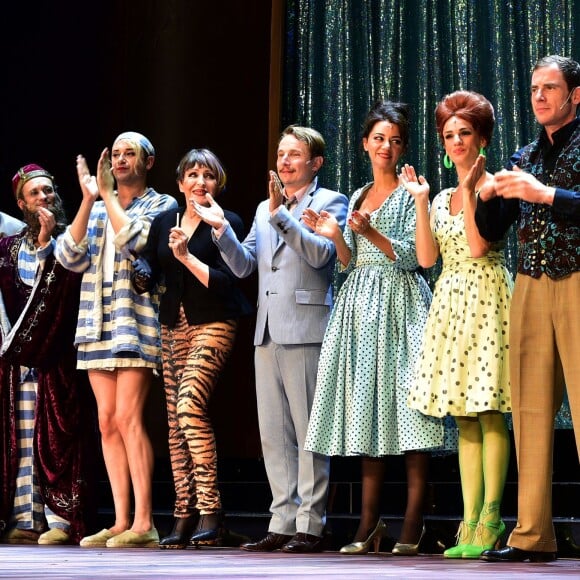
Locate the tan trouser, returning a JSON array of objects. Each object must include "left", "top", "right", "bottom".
[{"left": 508, "top": 272, "right": 580, "bottom": 552}]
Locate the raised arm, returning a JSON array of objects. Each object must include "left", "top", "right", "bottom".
[
  {"left": 462, "top": 155, "right": 491, "bottom": 258},
  {"left": 274, "top": 191, "right": 348, "bottom": 268},
  {"left": 303, "top": 208, "right": 351, "bottom": 267},
  {"left": 401, "top": 164, "right": 439, "bottom": 267},
  {"left": 69, "top": 154, "right": 99, "bottom": 245},
  {"left": 197, "top": 195, "right": 257, "bottom": 279},
  {"left": 36, "top": 207, "right": 56, "bottom": 250},
  {"left": 168, "top": 222, "right": 210, "bottom": 287},
  {"left": 194, "top": 193, "right": 226, "bottom": 229},
  {"left": 96, "top": 147, "right": 132, "bottom": 234}
]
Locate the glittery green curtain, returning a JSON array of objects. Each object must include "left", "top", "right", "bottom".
[
  {"left": 282, "top": 0, "right": 579, "bottom": 277},
  {"left": 282, "top": 0, "right": 578, "bottom": 428}
]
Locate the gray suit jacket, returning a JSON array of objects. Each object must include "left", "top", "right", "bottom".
[{"left": 213, "top": 182, "right": 348, "bottom": 345}]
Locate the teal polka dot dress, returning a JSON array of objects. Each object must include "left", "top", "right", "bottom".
[{"left": 305, "top": 184, "right": 446, "bottom": 457}]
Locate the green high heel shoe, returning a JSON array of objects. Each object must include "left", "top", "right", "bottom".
[
  {"left": 461, "top": 519, "right": 506, "bottom": 559},
  {"left": 339, "top": 519, "right": 387, "bottom": 555},
  {"left": 443, "top": 520, "right": 477, "bottom": 559}
]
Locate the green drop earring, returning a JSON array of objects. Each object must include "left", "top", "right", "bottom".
[
  {"left": 443, "top": 153, "right": 454, "bottom": 169},
  {"left": 479, "top": 146, "right": 487, "bottom": 157}
]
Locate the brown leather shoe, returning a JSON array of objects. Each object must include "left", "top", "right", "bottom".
[
  {"left": 281, "top": 532, "right": 325, "bottom": 553},
  {"left": 240, "top": 532, "right": 292, "bottom": 552}
]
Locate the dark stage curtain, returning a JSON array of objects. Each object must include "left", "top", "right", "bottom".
[{"left": 0, "top": 0, "right": 272, "bottom": 458}]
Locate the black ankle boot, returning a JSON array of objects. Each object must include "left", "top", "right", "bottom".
[
  {"left": 190, "top": 510, "right": 224, "bottom": 544},
  {"left": 159, "top": 513, "right": 199, "bottom": 549}
]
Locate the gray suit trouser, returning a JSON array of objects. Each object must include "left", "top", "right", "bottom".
[{"left": 254, "top": 334, "right": 330, "bottom": 537}]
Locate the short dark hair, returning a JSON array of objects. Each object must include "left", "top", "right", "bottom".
[
  {"left": 533, "top": 55, "right": 580, "bottom": 92},
  {"left": 176, "top": 149, "right": 227, "bottom": 194},
  {"left": 362, "top": 100, "right": 411, "bottom": 151},
  {"left": 435, "top": 91, "right": 495, "bottom": 145}
]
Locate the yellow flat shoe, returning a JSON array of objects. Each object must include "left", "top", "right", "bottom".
[
  {"left": 2, "top": 528, "right": 39, "bottom": 544},
  {"left": 38, "top": 528, "right": 70, "bottom": 545},
  {"left": 80, "top": 528, "right": 116, "bottom": 547},
  {"left": 105, "top": 528, "right": 159, "bottom": 548}
]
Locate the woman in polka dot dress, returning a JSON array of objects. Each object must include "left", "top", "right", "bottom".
[
  {"left": 403, "top": 91, "right": 512, "bottom": 559},
  {"left": 304, "top": 100, "right": 446, "bottom": 555}
]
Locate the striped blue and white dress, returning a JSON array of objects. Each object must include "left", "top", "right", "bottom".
[{"left": 56, "top": 188, "right": 177, "bottom": 369}]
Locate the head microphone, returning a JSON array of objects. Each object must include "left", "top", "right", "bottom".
[{"left": 559, "top": 88, "right": 575, "bottom": 110}]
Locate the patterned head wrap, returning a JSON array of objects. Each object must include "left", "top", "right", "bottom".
[
  {"left": 113, "top": 131, "right": 155, "bottom": 157},
  {"left": 12, "top": 163, "right": 54, "bottom": 198}
]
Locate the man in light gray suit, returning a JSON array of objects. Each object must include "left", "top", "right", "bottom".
[{"left": 195, "top": 126, "right": 348, "bottom": 553}]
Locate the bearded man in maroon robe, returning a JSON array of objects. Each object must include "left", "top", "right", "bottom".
[{"left": 0, "top": 164, "right": 95, "bottom": 545}]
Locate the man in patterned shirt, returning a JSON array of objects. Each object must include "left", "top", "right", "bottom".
[{"left": 476, "top": 55, "right": 580, "bottom": 563}]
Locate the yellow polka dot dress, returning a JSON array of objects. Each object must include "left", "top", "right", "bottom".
[{"left": 408, "top": 189, "right": 512, "bottom": 418}]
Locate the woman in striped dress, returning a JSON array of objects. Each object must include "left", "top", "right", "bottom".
[{"left": 56, "top": 132, "right": 177, "bottom": 548}]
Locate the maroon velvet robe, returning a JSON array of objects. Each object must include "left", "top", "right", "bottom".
[{"left": 0, "top": 233, "right": 96, "bottom": 543}]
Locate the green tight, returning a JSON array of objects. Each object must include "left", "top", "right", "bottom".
[{"left": 455, "top": 412, "right": 510, "bottom": 535}]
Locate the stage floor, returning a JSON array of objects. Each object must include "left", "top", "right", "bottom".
[{"left": 1, "top": 545, "right": 579, "bottom": 579}]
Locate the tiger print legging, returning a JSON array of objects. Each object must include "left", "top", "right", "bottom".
[{"left": 161, "top": 307, "right": 237, "bottom": 517}]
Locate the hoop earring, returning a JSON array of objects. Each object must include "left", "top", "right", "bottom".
[
  {"left": 443, "top": 153, "right": 454, "bottom": 169},
  {"left": 479, "top": 146, "right": 487, "bottom": 157}
]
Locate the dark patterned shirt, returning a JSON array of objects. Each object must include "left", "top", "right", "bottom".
[
  {"left": 517, "top": 119, "right": 580, "bottom": 279},
  {"left": 475, "top": 118, "right": 580, "bottom": 279}
]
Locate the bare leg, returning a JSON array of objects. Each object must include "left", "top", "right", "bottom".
[
  {"left": 398, "top": 451, "right": 429, "bottom": 544},
  {"left": 89, "top": 370, "right": 131, "bottom": 535},
  {"left": 114, "top": 368, "right": 155, "bottom": 533}
]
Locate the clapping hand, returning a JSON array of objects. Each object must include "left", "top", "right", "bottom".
[
  {"left": 302, "top": 208, "right": 321, "bottom": 231},
  {"left": 37, "top": 207, "right": 56, "bottom": 247},
  {"left": 269, "top": 170, "right": 286, "bottom": 211},
  {"left": 348, "top": 210, "right": 371, "bottom": 236},
  {"left": 494, "top": 165, "right": 552, "bottom": 204},
  {"left": 96, "top": 148, "right": 115, "bottom": 199},
  {"left": 462, "top": 154, "right": 486, "bottom": 198},
  {"left": 478, "top": 179, "right": 497, "bottom": 202},
  {"left": 194, "top": 194, "right": 226, "bottom": 229},
  {"left": 401, "top": 164, "right": 430, "bottom": 203},
  {"left": 303, "top": 208, "right": 340, "bottom": 240},
  {"left": 76, "top": 155, "right": 99, "bottom": 202}
]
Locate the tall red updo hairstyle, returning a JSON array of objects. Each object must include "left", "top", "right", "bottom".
[{"left": 435, "top": 91, "right": 495, "bottom": 144}]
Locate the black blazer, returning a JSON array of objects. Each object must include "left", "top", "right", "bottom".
[{"left": 140, "top": 206, "right": 253, "bottom": 328}]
